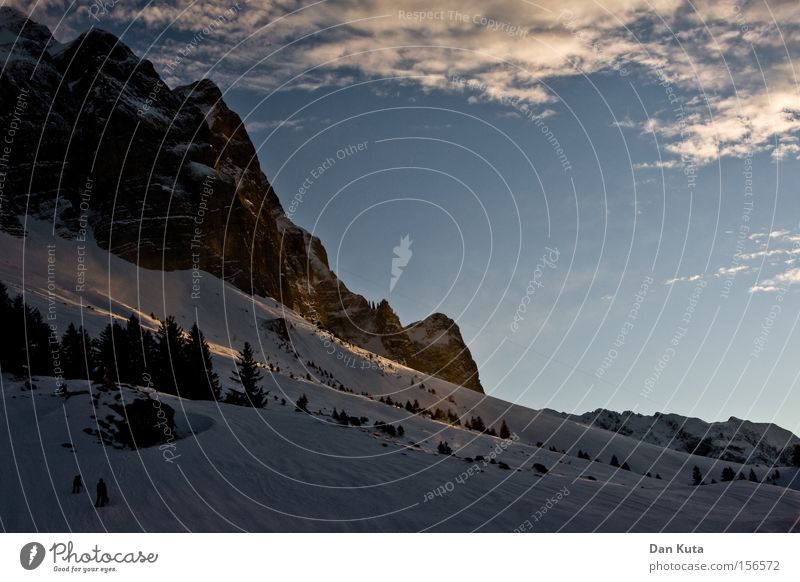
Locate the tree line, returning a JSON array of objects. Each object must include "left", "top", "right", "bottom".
[{"left": 0, "top": 282, "right": 272, "bottom": 407}]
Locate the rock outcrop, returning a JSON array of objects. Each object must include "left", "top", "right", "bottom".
[{"left": 0, "top": 7, "right": 483, "bottom": 392}]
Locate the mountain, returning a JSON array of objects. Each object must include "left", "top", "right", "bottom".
[
  {"left": 0, "top": 7, "right": 483, "bottom": 393},
  {"left": 3, "top": 9, "right": 800, "bottom": 534},
  {"left": 1, "top": 219, "right": 798, "bottom": 532},
  {"left": 559, "top": 408, "right": 800, "bottom": 466}
]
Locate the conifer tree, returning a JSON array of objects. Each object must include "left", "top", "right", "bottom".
[
  {"left": 720, "top": 467, "right": 736, "bottom": 482},
  {"left": 470, "top": 415, "right": 486, "bottom": 432},
  {"left": 93, "top": 322, "right": 125, "bottom": 384},
  {"left": 229, "top": 341, "right": 265, "bottom": 407},
  {"left": 122, "top": 314, "right": 152, "bottom": 384},
  {"left": 499, "top": 419, "right": 511, "bottom": 440},
  {"left": 296, "top": 393, "right": 309, "bottom": 413},
  {"left": 61, "top": 323, "right": 92, "bottom": 379},
  {"left": 0, "top": 282, "right": 17, "bottom": 373},
  {"left": 154, "top": 316, "right": 187, "bottom": 395},
  {"left": 8, "top": 296, "right": 52, "bottom": 375},
  {"left": 184, "top": 323, "right": 220, "bottom": 400},
  {"left": 610, "top": 454, "right": 620, "bottom": 467},
  {"left": 692, "top": 465, "right": 703, "bottom": 486}
]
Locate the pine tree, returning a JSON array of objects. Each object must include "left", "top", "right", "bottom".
[
  {"left": 748, "top": 468, "right": 759, "bottom": 483},
  {"left": 93, "top": 322, "right": 125, "bottom": 385},
  {"left": 692, "top": 465, "right": 703, "bottom": 486},
  {"left": 720, "top": 467, "right": 736, "bottom": 482},
  {"left": 296, "top": 393, "right": 309, "bottom": 413},
  {"left": 499, "top": 419, "right": 511, "bottom": 440},
  {"left": 154, "top": 316, "right": 187, "bottom": 395},
  {"left": 621, "top": 461, "right": 631, "bottom": 471},
  {"left": 61, "top": 323, "right": 91, "bottom": 379},
  {"left": 792, "top": 444, "right": 800, "bottom": 468},
  {"left": 10, "top": 296, "right": 52, "bottom": 375},
  {"left": 123, "top": 314, "right": 153, "bottom": 385},
  {"left": 610, "top": 454, "right": 620, "bottom": 467},
  {"left": 470, "top": 415, "right": 486, "bottom": 432},
  {"left": 0, "top": 282, "right": 18, "bottom": 374},
  {"left": 184, "top": 323, "right": 220, "bottom": 400},
  {"left": 230, "top": 342, "right": 265, "bottom": 407}
]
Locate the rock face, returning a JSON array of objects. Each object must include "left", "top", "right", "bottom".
[{"left": 0, "top": 8, "right": 484, "bottom": 392}]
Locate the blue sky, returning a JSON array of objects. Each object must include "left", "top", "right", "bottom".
[{"left": 21, "top": 0, "right": 800, "bottom": 430}]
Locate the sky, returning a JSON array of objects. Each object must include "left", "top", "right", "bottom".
[{"left": 12, "top": 0, "right": 800, "bottom": 431}]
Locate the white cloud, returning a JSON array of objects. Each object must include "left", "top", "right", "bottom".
[
  {"left": 15, "top": 0, "right": 800, "bottom": 167},
  {"left": 665, "top": 274, "right": 704, "bottom": 284},
  {"left": 633, "top": 159, "right": 680, "bottom": 170},
  {"left": 749, "top": 267, "right": 800, "bottom": 293},
  {"left": 244, "top": 118, "right": 306, "bottom": 133}
]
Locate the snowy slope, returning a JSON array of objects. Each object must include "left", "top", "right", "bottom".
[{"left": 1, "top": 220, "right": 799, "bottom": 532}]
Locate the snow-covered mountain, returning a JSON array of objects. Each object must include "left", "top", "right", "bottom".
[
  {"left": 0, "top": 6, "right": 482, "bottom": 393},
  {"left": 559, "top": 409, "right": 800, "bottom": 466},
  {"left": 0, "top": 219, "right": 798, "bottom": 532},
  {"left": 1, "top": 8, "right": 799, "bottom": 533}
]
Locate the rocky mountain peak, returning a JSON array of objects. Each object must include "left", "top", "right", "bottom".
[
  {"left": 0, "top": 10, "right": 485, "bottom": 393},
  {"left": 0, "top": 6, "right": 53, "bottom": 50}
]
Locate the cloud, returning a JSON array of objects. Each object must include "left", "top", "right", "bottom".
[
  {"left": 665, "top": 274, "right": 704, "bottom": 284},
  {"left": 749, "top": 267, "right": 800, "bottom": 293},
  {"left": 244, "top": 118, "right": 306, "bottom": 133},
  {"left": 772, "top": 141, "right": 800, "bottom": 160},
  {"left": 633, "top": 159, "right": 680, "bottom": 170},
  {"left": 14, "top": 0, "right": 800, "bottom": 167}
]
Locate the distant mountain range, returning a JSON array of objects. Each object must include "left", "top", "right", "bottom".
[
  {"left": 0, "top": 6, "right": 483, "bottom": 393},
  {"left": 554, "top": 408, "right": 800, "bottom": 466}
]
